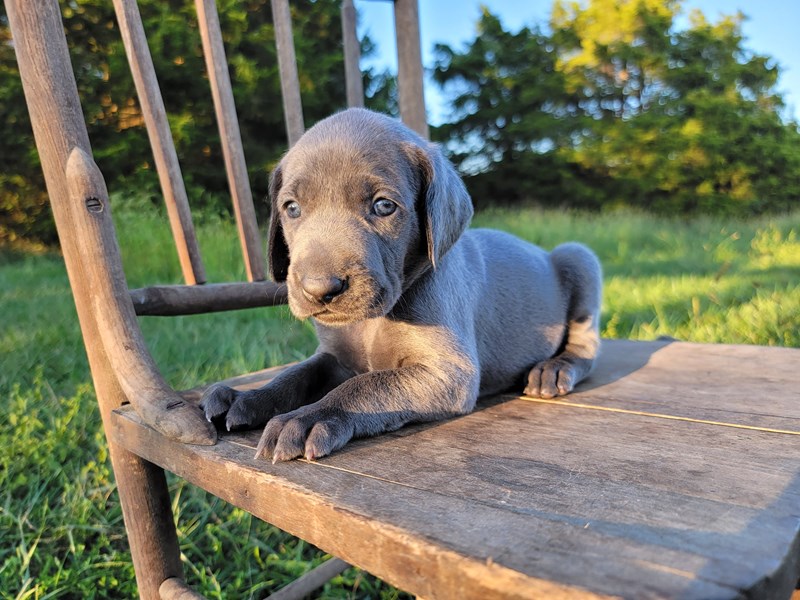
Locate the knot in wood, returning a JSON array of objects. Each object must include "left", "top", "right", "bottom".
[{"left": 85, "top": 196, "right": 104, "bottom": 213}]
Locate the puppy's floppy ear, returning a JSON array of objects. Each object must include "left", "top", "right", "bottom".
[
  {"left": 404, "top": 141, "right": 474, "bottom": 268},
  {"left": 267, "top": 164, "right": 290, "bottom": 282}
]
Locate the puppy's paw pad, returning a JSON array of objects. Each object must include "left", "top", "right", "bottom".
[
  {"left": 555, "top": 372, "right": 576, "bottom": 396},
  {"left": 255, "top": 418, "right": 282, "bottom": 459}
]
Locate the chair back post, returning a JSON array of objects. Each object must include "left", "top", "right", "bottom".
[
  {"left": 393, "top": 0, "right": 428, "bottom": 139},
  {"left": 111, "top": 0, "right": 207, "bottom": 285},
  {"left": 271, "top": 0, "right": 305, "bottom": 147},
  {"left": 195, "top": 0, "right": 266, "bottom": 282},
  {"left": 341, "top": 0, "right": 364, "bottom": 108},
  {"left": 5, "top": 1, "right": 191, "bottom": 597},
  {"left": 7, "top": 0, "right": 120, "bottom": 423}
]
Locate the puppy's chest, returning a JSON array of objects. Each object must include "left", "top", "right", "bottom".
[{"left": 320, "top": 321, "right": 407, "bottom": 374}]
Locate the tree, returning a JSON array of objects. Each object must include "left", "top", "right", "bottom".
[
  {"left": 553, "top": 0, "right": 800, "bottom": 213},
  {"left": 432, "top": 9, "right": 583, "bottom": 208},
  {"left": 1, "top": 0, "right": 393, "bottom": 247},
  {"left": 1, "top": 9, "right": 50, "bottom": 248},
  {"left": 434, "top": 1, "right": 800, "bottom": 215}
]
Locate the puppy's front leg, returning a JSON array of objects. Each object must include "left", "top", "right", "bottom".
[
  {"left": 201, "top": 352, "right": 354, "bottom": 432},
  {"left": 256, "top": 363, "right": 477, "bottom": 462}
]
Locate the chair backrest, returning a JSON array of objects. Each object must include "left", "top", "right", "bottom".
[
  {"left": 6, "top": 0, "right": 429, "bottom": 443},
  {"left": 111, "top": 0, "right": 292, "bottom": 312}
]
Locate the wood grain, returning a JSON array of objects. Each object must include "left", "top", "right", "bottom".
[
  {"left": 394, "top": 0, "right": 428, "bottom": 139},
  {"left": 65, "top": 148, "right": 216, "bottom": 446},
  {"left": 112, "top": 0, "right": 206, "bottom": 285},
  {"left": 112, "top": 340, "right": 800, "bottom": 599},
  {"left": 130, "top": 281, "right": 287, "bottom": 316},
  {"left": 271, "top": 0, "right": 305, "bottom": 147},
  {"left": 341, "top": 0, "right": 364, "bottom": 108},
  {"left": 561, "top": 339, "right": 800, "bottom": 432},
  {"left": 159, "top": 577, "right": 206, "bottom": 600},
  {"left": 195, "top": 0, "right": 266, "bottom": 282}
]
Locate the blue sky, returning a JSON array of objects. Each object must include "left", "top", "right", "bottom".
[{"left": 354, "top": 0, "right": 800, "bottom": 125}]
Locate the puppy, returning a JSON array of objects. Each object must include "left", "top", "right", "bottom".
[{"left": 201, "top": 108, "right": 602, "bottom": 462}]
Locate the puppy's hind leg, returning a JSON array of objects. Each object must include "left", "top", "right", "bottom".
[{"left": 525, "top": 243, "right": 602, "bottom": 399}]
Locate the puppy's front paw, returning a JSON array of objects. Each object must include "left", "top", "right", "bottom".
[
  {"left": 200, "top": 384, "right": 237, "bottom": 424},
  {"left": 200, "top": 384, "right": 275, "bottom": 432},
  {"left": 255, "top": 403, "right": 354, "bottom": 463},
  {"left": 524, "top": 358, "right": 577, "bottom": 399}
]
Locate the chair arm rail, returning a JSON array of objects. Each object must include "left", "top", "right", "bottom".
[
  {"left": 131, "top": 281, "right": 288, "bottom": 316},
  {"left": 65, "top": 148, "right": 216, "bottom": 446}
]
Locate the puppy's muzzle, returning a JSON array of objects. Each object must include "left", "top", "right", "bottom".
[{"left": 300, "top": 274, "right": 349, "bottom": 305}]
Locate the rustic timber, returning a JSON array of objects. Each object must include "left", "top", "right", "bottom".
[
  {"left": 131, "top": 281, "right": 288, "bottom": 316},
  {"left": 112, "top": 340, "right": 800, "bottom": 599},
  {"left": 159, "top": 578, "right": 206, "bottom": 600},
  {"left": 543, "top": 338, "right": 800, "bottom": 431},
  {"left": 271, "top": 0, "right": 305, "bottom": 147},
  {"left": 6, "top": 1, "right": 188, "bottom": 597},
  {"left": 264, "top": 558, "right": 351, "bottom": 600},
  {"left": 112, "top": 0, "right": 206, "bottom": 285},
  {"left": 341, "top": 0, "right": 364, "bottom": 108},
  {"left": 394, "top": 0, "right": 429, "bottom": 139},
  {"left": 64, "top": 149, "right": 216, "bottom": 446},
  {"left": 195, "top": 0, "right": 266, "bottom": 282}
]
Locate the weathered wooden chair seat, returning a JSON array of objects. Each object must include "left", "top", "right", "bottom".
[
  {"left": 8, "top": 0, "right": 799, "bottom": 597},
  {"left": 113, "top": 338, "right": 800, "bottom": 599}
]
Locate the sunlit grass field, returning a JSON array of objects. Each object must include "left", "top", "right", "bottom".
[{"left": 1, "top": 201, "right": 798, "bottom": 598}]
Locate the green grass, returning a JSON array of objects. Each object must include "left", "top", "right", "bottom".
[{"left": 1, "top": 200, "right": 798, "bottom": 598}]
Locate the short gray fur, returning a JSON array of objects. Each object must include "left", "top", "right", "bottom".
[{"left": 201, "top": 108, "right": 602, "bottom": 462}]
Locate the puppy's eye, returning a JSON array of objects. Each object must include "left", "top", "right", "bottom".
[
  {"left": 372, "top": 198, "right": 397, "bottom": 217},
  {"left": 283, "top": 201, "right": 301, "bottom": 219}
]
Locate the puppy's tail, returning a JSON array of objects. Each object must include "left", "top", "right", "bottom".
[{"left": 550, "top": 242, "right": 602, "bottom": 359}]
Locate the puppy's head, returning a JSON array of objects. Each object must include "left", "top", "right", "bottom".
[{"left": 268, "top": 108, "right": 473, "bottom": 326}]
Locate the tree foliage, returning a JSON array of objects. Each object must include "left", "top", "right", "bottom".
[
  {"left": 434, "top": 1, "right": 800, "bottom": 214},
  {"left": 0, "top": 0, "right": 394, "bottom": 246},
  {"left": 3, "top": 0, "right": 800, "bottom": 247},
  {"left": 431, "top": 11, "right": 580, "bottom": 209}
]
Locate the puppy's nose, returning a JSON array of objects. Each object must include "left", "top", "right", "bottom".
[{"left": 300, "top": 275, "right": 348, "bottom": 304}]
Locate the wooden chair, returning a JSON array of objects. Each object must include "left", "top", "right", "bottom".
[{"left": 8, "top": 0, "right": 800, "bottom": 598}]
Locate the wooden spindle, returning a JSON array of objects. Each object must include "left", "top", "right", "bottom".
[
  {"left": 271, "top": 0, "right": 305, "bottom": 147},
  {"left": 341, "top": 0, "right": 364, "bottom": 108},
  {"left": 130, "top": 281, "right": 287, "bottom": 316},
  {"left": 112, "top": 0, "right": 207, "bottom": 285},
  {"left": 195, "top": 0, "right": 266, "bottom": 281},
  {"left": 264, "top": 558, "right": 351, "bottom": 600},
  {"left": 394, "top": 0, "right": 428, "bottom": 139}
]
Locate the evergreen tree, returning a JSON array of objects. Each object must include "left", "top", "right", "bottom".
[
  {"left": 434, "top": 1, "right": 800, "bottom": 214},
  {"left": 0, "top": 0, "right": 393, "bottom": 246}
]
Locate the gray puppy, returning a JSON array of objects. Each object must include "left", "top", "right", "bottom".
[{"left": 201, "top": 108, "right": 602, "bottom": 462}]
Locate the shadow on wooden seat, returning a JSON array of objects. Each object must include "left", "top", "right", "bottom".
[{"left": 574, "top": 337, "right": 674, "bottom": 391}]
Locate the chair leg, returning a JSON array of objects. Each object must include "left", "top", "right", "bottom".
[{"left": 109, "top": 441, "right": 184, "bottom": 599}]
